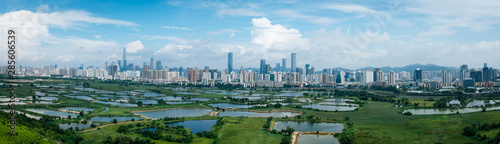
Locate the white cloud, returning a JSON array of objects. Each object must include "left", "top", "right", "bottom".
[
  {"left": 140, "top": 35, "right": 191, "bottom": 44},
  {"left": 251, "top": 17, "right": 306, "bottom": 52},
  {"left": 94, "top": 35, "right": 101, "bottom": 39},
  {"left": 125, "top": 40, "right": 145, "bottom": 53},
  {"left": 161, "top": 26, "right": 193, "bottom": 30},
  {"left": 323, "top": 4, "right": 376, "bottom": 13},
  {"left": 273, "top": 9, "right": 338, "bottom": 25},
  {"left": 475, "top": 41, "right": 500, "bottom": 50},
  {"left": 418, "top": 25, "right": 456, "bottom": 36},
  {"left": 0, "top": 9, "right": 135, "bottom": 65},
  {"left": 217, "top": 8, "right": 264, "bottom": 17},
  {"left": 54, "top": 55, "right": 74, "bottom": 62}
]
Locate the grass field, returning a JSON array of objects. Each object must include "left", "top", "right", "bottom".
[
  {"left": 0, "top": 116, "right": 51, "bottom": 143},
  {"left": 218, "top": 117, "right": 283, "bottom": 144},
  {"left": 296, "top": 101, "right": 500, "bottom": 143}
]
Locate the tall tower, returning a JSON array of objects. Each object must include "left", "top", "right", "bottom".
[
  {"left": 305, "top": 64, "right": 310, "bottom": 75},
  {"left": 282, "top": 58, "right": 286, "bottom": 72},
  {"left": 156, "top": 60, "right": 162, "bottom": 70},
  {"left": 228, "top": 52, "right": 233, "bottom": 73},
  {"left": 150, "top": 57, "right": 154, "bottom": 70},
  {"left": 260, "top": 59, "right": 266, "bottom": 74},
  {"left": 291, "top": 53, "right": 296, "bottom": 73},
  {"left": 123, "top": 47, "right": 127, "bottom": 72},
  {"left": 483, "top": 63, "right": 490, "bottom": 81},
  {"left": 459, "top": 64, "right": 469, "bottom": 80}
]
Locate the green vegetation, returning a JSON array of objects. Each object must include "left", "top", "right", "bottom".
[{"left": 218, "top": 118, "right": 283, "bottom": 144}]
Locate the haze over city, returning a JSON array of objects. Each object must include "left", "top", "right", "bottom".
[{"left": 1, "top": 0, "right": 500, "bottom": 69}]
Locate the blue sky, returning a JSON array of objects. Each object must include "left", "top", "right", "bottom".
[{"left": 1, "top": 0, "right": 500, "bottom": 70}]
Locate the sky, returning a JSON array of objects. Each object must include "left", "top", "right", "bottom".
[{"left": 1, "top": 0, "right": 500, "bottom": 70}]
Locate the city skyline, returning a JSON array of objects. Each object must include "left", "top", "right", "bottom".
[{"left": 1, "top": 0, "right": 500, "bottom": 69}]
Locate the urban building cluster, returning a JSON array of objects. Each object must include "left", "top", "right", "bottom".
[{"left": 2, "top": 48, "right": 499, "bottom": 89}]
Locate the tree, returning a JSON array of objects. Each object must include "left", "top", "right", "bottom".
[
  {"left": 280, "top": 136, "right": 291, "bottom": 144},
  {"left": 79, "top": 111, "right": 84, "bottom": 116},
  {"left": 68, "top": 115, "right": 71, "bottom": 119},
  {"left": 463, "top": 126, "right": 478, "bottom": 137},
  {"left": 113, "top": 119, "right": 118, "bottom": 124}
]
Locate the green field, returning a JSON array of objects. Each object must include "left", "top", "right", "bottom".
[{"left": 218, "top": 117, "right": 284, "bottom": 144}]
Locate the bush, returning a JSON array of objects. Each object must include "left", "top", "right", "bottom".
[
  {"left": 403, "top": 111, "right": 412, "bottom": 116},
  {"left": 463, "top": 126, "right": 478, "bottom": 137}
]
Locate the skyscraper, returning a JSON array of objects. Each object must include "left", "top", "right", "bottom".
[
  {"left": 483, "top": 63, "right": 490, "bottom": 81},
  {"left": 260, "top": 59, "right": 266, "bottom": 74},
  {"left": 282, "top": 58, "right": 286, "bottom": 72},
  {"left": 414, "top": 68, "right": 423, "bottom": 82},
  {"left": 188, "top": 68, "right": 198, "bottom": 82},
  {"left": 291, "top": 53, "right": 296, "bottom": 73},
  {"left": 117, "top": 60, "right": 122, "bottom": 72},
  {"left": 388, "top": 71, "right": 396, "bottom": 85},
  {"left": 228, "top": 52, "right": 233, "bottom": 73},
  {"left": 156, "top": 60, "right": 162, "bottom": 70},
  {"left": 305, "top": 64, "right": 310, "bottom": 75},
  {"left": 123, "top": 47, "right": 127, "bottom": 72},
  {"left": 150, "top": 57, "right": 154, "bottom": 70},
  {"left": 470, "top": 68, "right": 483, "bottom": 82},
  {"left": 442, "top": 70, "right": 452, "bottom": 84},
  {"left": 460, "top": 64, "right": 469, "bottom": 80}
]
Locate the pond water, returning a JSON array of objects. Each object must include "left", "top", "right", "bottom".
[
  {"left": 133, "top": 109, "right": 212, "bottom": 119},
  {"left": 215, "top": 111, "right": 299, "bottom": 117},
  {"left": 94, "top": 101, "right": 137, "bottom": 107},
  {"left": 217, "top": 92, "right": 241, "bottom": 95},
  {"left": 466, "top": 100, "right": 496, "bottom": 107},
  {"left": 67, "top": 95, "right": 94, "bottom": 100},
  {"left": 90, "top": 117, "right": 142, "bottom": 122},
  {"left": 447, "top": 100, "right": 461, "bottom": 106},
  {"left": 404, "top": 106, "right": 500, "bottom": 115},
  {"left": 297, "top": 135, "right": 340, "bottom": 144},
  {"left": 59, "top": 107, "right": 95, "bottom": 112},
  {"left": 165, "top": 120, "right": 217, "bottom": 134},
  {"left": 208, "top": 103, "right": 266, "bottom": 109},
  {"left": 189, "top": 98, "right": 210, "bottom": 101},
  {"left": 142, "top": 93, "right": 164, "bottom": 97},
  {"left": 39, "top": 97, "right": 59, "bottom": 101},
  {"left": 274, "top": 121, "right": 344, "bottom": 132},
  {"left": 166, "top": 102, "right": 194, "bottom": 104},
  {"left": 323, "top": 98, "right": 354, "bottom": 102},
  {"left": 275, "top": 93, "right": 303, "bottom": 97},
  {"left": 232, "top": 96, "right": 264, "bottom": 101},
  {"left": 136, "top": 99, "right": 158, "bottom": 104},
  {"left": 318, "top": 102, "right": 358, "bottom": 107},
  {"left": 154, "top": 96, "right": 183, "bottom": 101},
  {"left": 58, "top": 123, "right": 100, "bottom": 130},
  {"left": 302, "top": 105, "right": 357, "bottom": 111},
  {"left": 25, "top": 108, "right": 78, "bottom": 118},
  {"left": 174, "top": 92, "right": 199, "bottom": 95}
]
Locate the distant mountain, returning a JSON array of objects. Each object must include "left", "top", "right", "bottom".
[{"left": 332, "top": 63, "right": 458, "bottom": 73}]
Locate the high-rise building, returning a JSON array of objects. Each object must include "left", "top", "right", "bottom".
[
  {"left": 150, "top": 57, "right": 154, "bottom": 70},
  {"left": 104, "top": 61, "right": 108, "bottom": 72},
  {"left": 282, "top": 58, "right": 286, "bottom": 72},
  {"left": 156, "top": 60, "right": 162, "bottom": 70},
  {"left": 128, "top": 63, "right": 134, "bottom": 71},
  {"left": 362, "top": 69, "right": 374, "bottom": 83},
  {"left": 117, "top": 60, "right": 122, "bottom": 72},
  {"left": 387, "top": 71, "right": 396, "bottom": 85},
  {"left": 470, "top": 68, "right": 482, "bottom": 82},
  {"left": 483, "top": 63, "right": 490, "bottom": 81},
  {"left": 291, "top": 53, "right": 296, "bottom": 73},
  {"left": 275, "top": 63, "right": 280, "bottom": 72},
  {"left": 442, "top": 70, "right": 452, "bottom": 84},
  {"left": 142, "top": 65, "right": 149, "bottom": 78},
  {"left": 109, "top": 62, "right": 118, "bottom": 77},
  {"left": 188, "top": 68, "right": 198, "bottom": 82},
  {"left": 459, "top": 64, "right": 469, "bottom": 80},
  {"left": 414, "top": 68, "right": 423, "bottom": 82},
  {"left": 374, "top": 68, "right": 383, "bottom": 82},
  {"left": 123, "top": 47, "right": 127, "bottom": 72},
  {"left": 305, "top": 64, "right": 310, "bottom": 75},
  {"left": 260, "top": 59, "right": 266, "bottom": 74},
  {"left": 228, "top": 52, "right": 233, "bottom": 73}
]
